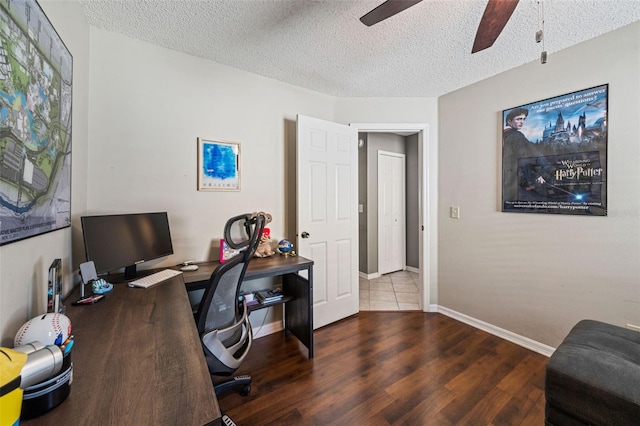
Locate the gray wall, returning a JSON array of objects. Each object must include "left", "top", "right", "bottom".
[
  {"left": 438, "top": 21, "right": 640, "bottom": 348},
  {"left": 360, "top": 133, "right": 415, "bottom": 275},
  {"left": 358, "top": 133, "right": 369, "bottom": 273},
  {"left": 406, "top": 134, "right": 419, "bottom": 269}
]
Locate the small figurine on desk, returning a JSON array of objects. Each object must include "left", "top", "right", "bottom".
[
  {"left": 277, "top": 239, "right": 296, "bottom": 257},
  {"left": 253, "top": 211, "right": 275, "bottom": 258},
  {"left": 92, "top": 278, "right": 113, "bottom": 294}
]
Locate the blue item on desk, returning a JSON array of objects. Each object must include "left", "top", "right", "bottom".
[
  {"left": 92, "top": 279, "right": 113, "bottom": 294},
  {"left": 277, "top": 239, "right": 293, "bottom": 254}
]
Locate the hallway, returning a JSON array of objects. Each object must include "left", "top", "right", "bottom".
[{"left": 359, "top": 270, "right": 421, "bottom": 311}]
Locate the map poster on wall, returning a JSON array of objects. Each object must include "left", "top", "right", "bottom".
[
  {"left": 502, "top": 84, "right": 607, "bottom": 216},
  {"left": 0, "top": 0, "right": 72, "bottom": 246}
]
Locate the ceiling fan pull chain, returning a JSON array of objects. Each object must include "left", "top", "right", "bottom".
[{"left": 538, "top": 0, "right": 547, "bottom": 63}]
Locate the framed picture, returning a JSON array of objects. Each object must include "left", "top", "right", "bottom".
[
  {"left": 0, "top": 0, "right": 73, "bottom": 245},
  {"left": 502, "top": 84, "right": 608, "bottom": 216},
  {"left": 197, "top": 138, "right": 241, "bottom": 191}
]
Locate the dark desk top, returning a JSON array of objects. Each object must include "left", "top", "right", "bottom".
[
  {"left": 180, "top": 255, "right": 314, "bottom": 287},
  {"left": 24, "top": 276, "right": 220, "bottom": 425}
]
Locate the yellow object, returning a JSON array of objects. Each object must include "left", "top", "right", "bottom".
[{"left": 0, "top": 347, "right": 27, "bottom": 426}]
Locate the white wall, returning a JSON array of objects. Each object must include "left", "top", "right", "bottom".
[
  {"left": 87, "top": 28, "right": 337, "bottom": 265},
  {"left": 0, "top": 1, "right": 90, "bottom": 346},
  {"left": 87, "top": 29, "right": 441, "bottom": 276},
  {"left": 438, "top": 21, "right": 640, "bottom": 348}
]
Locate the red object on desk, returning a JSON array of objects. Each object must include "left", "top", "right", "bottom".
[{"left": 220, "top": 228, "right": 270, "bottom": 262}]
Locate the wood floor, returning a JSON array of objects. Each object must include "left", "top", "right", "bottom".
[{"left": 217, "top": 312, "right": 547, "bottom": 425}]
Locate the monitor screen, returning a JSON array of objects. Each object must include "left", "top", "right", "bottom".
[{"left": 81, "top": 212, "right": 174, "bottom": 279}]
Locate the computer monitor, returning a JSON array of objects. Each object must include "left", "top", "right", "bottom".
[{"left": 81, "top": 212, "right": 174, "bottom": 280}]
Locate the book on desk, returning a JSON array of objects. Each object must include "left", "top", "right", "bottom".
[{"left": 255, "top": 289, "right": 283, "bottom": 303}]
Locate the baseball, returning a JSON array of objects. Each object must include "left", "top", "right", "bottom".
[{"left": 14, "top": 313, "right": 72, "bottom": 347}]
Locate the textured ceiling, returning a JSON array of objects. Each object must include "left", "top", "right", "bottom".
[{"left": 79, "top": 0, "right": 640, "bottom": 97}]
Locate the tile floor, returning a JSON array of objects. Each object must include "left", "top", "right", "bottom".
[{"left": 359, "top": 270, "right": 421, "bottom": 311}]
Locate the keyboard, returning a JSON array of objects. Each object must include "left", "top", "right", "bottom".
[{"left": 128, "top": 269, "right": 183, "bottom": 288}]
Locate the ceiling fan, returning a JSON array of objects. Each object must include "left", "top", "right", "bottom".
[{"left": 360, "top": 0, "right": 520, "bottom": 53}]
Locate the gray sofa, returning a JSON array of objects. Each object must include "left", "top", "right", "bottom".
[{"left": 545, "top": 319, "right": 640, "bottom": 425}]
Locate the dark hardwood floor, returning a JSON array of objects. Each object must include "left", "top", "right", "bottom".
[{"left": 217, "top": 312, "right": 547, "bottom": 425}]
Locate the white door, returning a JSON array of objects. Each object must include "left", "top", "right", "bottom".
[
  {"left": 296, "top": 114, "right": 359, "bottom": 329},
  {"left": 378, "top": 151, "right": 406, "bottom": 275}
]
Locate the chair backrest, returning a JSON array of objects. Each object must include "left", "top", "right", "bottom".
[{"left": 195, "top": 213, "right": 265, "bottom": 335}]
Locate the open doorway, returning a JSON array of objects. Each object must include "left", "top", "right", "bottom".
[{"left": 351, "top": 123, "right": 434, "bottom": 313}]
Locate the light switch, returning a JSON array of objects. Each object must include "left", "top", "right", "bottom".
[{"left": 450, "top": 206, "right": 460, "bottom": 219}]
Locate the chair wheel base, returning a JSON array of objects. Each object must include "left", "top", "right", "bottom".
[
  {"left": 240, "top": 384, "right": 251, "bottom": 396},
  {"left": 222, "top": 414, "right": 237, "bottom": 426},
  {"left": 214, "top": 375, "right": 252, "bottom": 396}
]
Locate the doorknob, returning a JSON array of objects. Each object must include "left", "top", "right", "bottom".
[{"left": 301, "top": 231, "right": 310, "bottom": 239}]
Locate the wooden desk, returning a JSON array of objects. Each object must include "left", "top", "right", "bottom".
[
  {"left": 24, "top": 276, "right": 221, "bottom": 425},
  {"left": 181, "top": 255, "right": 314, "bottom": 358}
]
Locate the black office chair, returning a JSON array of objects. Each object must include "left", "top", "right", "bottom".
[{"left": 194, "top": 213, "right": 265, "bottom": 397}]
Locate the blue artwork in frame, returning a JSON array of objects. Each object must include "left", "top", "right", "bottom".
[{"left": 197, "top": 138, "right": 240, "bottom": 191}]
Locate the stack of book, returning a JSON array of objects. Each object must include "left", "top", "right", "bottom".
[{"left": 255, "top": 288, "right": 283, "bottom": 304}]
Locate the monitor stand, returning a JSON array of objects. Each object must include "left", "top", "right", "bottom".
[
  {"left": 124, "top": 265, "right": 138, "bottom": 280},
  {"left": 107, "top": 265, "right": 158, "bottom": 283}
]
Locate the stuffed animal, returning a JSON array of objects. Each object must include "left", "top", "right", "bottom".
[{"left": 253, "top": 212, "right": 275, "bottom": 257}]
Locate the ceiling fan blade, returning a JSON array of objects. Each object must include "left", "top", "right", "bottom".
[
  {"left": 360, "top": 0, "right": 423, "bottom": 27},
  {"left": 472, "top": 0, "right": 520, "bottom": 53}
]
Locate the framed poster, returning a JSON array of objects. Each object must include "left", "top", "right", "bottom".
[
  {"left": 502, "top": 84, "right": 608, "bottom": 216},
  {"left": 197, "top": 138, "right": 241, "bottom": 191},
  {"left": 0, "top": 0, "right": 73, "bottom": 245}
]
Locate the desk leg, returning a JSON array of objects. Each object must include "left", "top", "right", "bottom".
[{"left": 283, "top": 269, "right": 313, "bottom": 358}]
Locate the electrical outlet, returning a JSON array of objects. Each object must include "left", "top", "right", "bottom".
[{"left": 450, "top": 206, "right": 460, "bottom": 219}]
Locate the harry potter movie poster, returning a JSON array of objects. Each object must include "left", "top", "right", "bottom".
[{"left": 502, "top": 84, "right": 608, "bottom": 216}]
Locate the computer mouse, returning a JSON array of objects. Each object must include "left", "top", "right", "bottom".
[{"left": 181, "top": 264, "right": 198, "bottom": 271}]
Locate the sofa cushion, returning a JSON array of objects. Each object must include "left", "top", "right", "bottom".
[{"left": 545, "top": 320, "right": 640, "bottom": 425}]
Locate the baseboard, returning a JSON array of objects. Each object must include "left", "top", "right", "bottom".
[
  {"left": 406, "top": 266, "right": 419, "bottom": 274},
  {"left": 359, "top": 268, "right": 419, "bottom": 279},
  {"left": 252, "top": 320, "right": 283, "bottom": 339},
  {"left": 359, "top": 271, "right": 380, "bottom": 280},
  {"left": 426, "top": 304, "right": 438, "bottom": 312},
  {"left": 251, "top": 305, "right": 555, "bottom": 355},
  {"left": 437, "top": 306, "right": 556, "bottom": 357}
]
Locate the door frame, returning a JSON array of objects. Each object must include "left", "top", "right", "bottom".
[
  {"left": 350, "top": 123, "right": 435, "bottom": 312},
  {"left": 377, "top": 150, "right": 406, "bottom": 275}
]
